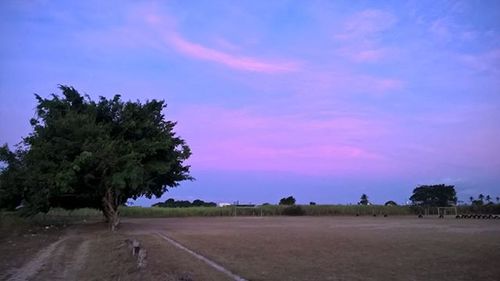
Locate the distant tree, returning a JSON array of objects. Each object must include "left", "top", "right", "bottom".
[
  {"left": 359, "top": 194, "right": 369, "bottom": 205},
  {"left": 262, "top": 203, "right": 271, "bottom": 206},
  {"left": 472, "top": 199, "right": 483, "bottom": 206},
  {"left": 478, "top": 194, "right": 485, "bottom": 203},
  {"left": 469, "top": 196, "right": 474, "bottom": 204},
  {"left": 153, "top": 198, "right": 215, "bottom": 208},
  {"left": 164, "top": 198, "right": 176, "bottom": 207},
  {"left": 409, "top": 184, "right": 457, "bottom": 207},
  {"left": 309, "top": 202, "right": 316, "bottom": 205},
  {"left": 384, "top": 200, "right": 398, "bottom": 206},
  {"left": 485, "top": 195, "right": 491, "bottom": 203},
  {"left": 497, "top": 196, "right": 500, "bottom": 204},
  {"left": 279, "top": 196, "right": 296, "bottom": 205},
  {"left": 0, "top": 86, "right": 192, "bottom": 230},
  {"left": 192, "top": 199, "right": 204, "bottom": 206},
  {"left": 192, "top": 199, "right": 216, "bottom": 207}
]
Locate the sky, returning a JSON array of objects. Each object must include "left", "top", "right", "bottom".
[{"left": 1, "top": 0, "right": 499, "bottom": 206}]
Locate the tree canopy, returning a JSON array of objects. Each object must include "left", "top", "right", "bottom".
[
  {"left": 409, "top": 184, "right": 457, "bottom": 207},
  {"left": 279, "top": 196, "right": 296, "bottom": 205},
  {"left": 0, "top": 86, "right": 192, "bottom": 230}
]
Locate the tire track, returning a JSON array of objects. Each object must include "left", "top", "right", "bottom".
[
  {"left": 6, "top": 237, "right": 67, "bottom": 281},
  {"left": 156, "top": 232, "right": 247, "bottom": 281},
  {"left": 61, "top": 239, "right": 90, "bottom": 279}
]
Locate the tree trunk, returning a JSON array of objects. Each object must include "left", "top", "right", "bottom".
[{"left": 102, "top": 188, "right": 120, "bottom": 231}]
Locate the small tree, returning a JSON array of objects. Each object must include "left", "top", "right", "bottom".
[
  {"left": 478, "top": 194, "right": 485, "bottom": 203},
  {"left": 469, "top": 196, "right": 474, "bottom": 204},
  {"left": 496, "top": 196, "right": 500, "bottom": 204},
  {"left": 485, "top": 195, "right": 491, "bottom": 203},
  {"left": 359, "top": 194, "right": 369, "bottom": 205},
  {"left": 309, "top": 202, "right": 316, "bottom": 205},
  {"left": 279, "top": 196, "right": 296, "bottom": 205}
]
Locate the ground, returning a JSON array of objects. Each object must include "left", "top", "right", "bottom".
[{"left": 1, "top": 216, "right": 500, "bottom": 280}]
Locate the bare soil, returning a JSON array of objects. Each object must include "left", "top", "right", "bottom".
[{"left": 2, "top": 216, "right": 500, "bottom": 280}]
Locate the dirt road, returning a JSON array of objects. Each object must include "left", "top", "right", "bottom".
[{"left": 1, "top": 222, "right": 232, "bottom": 281}]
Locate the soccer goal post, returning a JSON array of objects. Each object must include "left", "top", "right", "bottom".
[
  {"left": 232, "top": 204, "right": 263, "bottom": 217},
  {"left": 437, "top": 207, "right": 457, "bottom": 216}
]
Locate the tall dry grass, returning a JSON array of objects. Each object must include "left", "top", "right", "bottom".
[
  {"left": 119, "top": 204, "right": 413, "bottom": 217},
  {"left": 0, "top": 205, "right": 416, "bottom": 228}
]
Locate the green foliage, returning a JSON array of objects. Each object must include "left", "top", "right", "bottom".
[
  {"left": 358, "top": 194, "right": 369, "bottom": 205},
  {"left": 472, "top": 194, "right": 493, "bottom": 205},
  {"left": 0, "top": 145, "right": 26, "bottom": 210},
  {"left": 279, "top": 196, "right": 296, "bottom": 205},
  {"left": 409, "top": 184, "right": 457, "bottom": 207},
  {"left": 0, "top": 86, "right": 192, "bottom": 226},
  {"left": 471, "top": 199, "right": 483, "bottom": 206},
  {"left": 458, "top": 203, "right": 500, "bottom": 215},
  {"left": 152, "top": 198, "right": 216, "bottom": 208}
]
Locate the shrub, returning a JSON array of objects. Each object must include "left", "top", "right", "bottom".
[{"left": 283, "top": 205, "right": 305, "bottom": 216}]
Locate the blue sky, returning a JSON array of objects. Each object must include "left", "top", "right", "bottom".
[{"left": 1, "top": 0, "right": 499, "bottom": 206}]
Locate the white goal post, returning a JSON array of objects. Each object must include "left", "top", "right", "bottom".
[{"left": 437, "top": 207, "right": 457, "bottom": 216}]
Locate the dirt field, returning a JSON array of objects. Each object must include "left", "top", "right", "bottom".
[
  {"left": 121, "top": 216, "right": 500, "bottom": 281},
  {"left": 2, "top": 216, "right": 500, "bottom": 280}
]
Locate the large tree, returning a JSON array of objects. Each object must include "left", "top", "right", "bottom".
[
  {"left": 409, "top": 184, "right": 457, "bottom": 207},
  {"left": 0, "top": 86, "right": 192, "bottom": 230}
]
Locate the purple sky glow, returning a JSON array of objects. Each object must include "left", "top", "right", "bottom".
[{"left": 1, "top": 1, "right": 499, "bottom": 206}]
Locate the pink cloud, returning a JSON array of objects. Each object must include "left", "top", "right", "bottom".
[
  {"left": 337, "top": 46, "right": 389, "bottom": 63},
  {"left": 165, "top": 33, "right": 299, "bottom": 73},
  {"left": 172, "top": 106, "right": 393, "bottom": 175},
  {"left": 353, "top": 49, "right": 386, "bottom": 62},
  {"left": 171, "top": 104, "right": 500, "bottom": 179},
  {"left": 142, "top": 11, "right": 299, "bottom": 74},
  {"left": 369, "top": 77, "right": 404, "bottom": 92},
  {"left": 335, "top": 9, "right": 397, "bottom": 64},
  {"left": 300, "top": 72, "right": 404, "bottom": 94},
  {"left": 336, "top": 9, "right": 396, "bottom": 40},
  {"left": 459, "top": 49, "right": 500, "bottom": 75}
]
